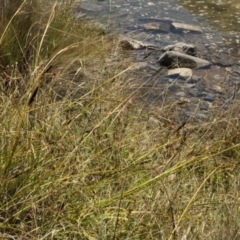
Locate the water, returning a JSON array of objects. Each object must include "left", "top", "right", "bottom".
[
  {"left": 76, "top": 0, "right": 240, "bottom": 120},
  {"left": 180, "top": 0, "right": 240, "bottom": 51},
  {"left": 77, "top": 0, "right": 240, "bottom": 65}
]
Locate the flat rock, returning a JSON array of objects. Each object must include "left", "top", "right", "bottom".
[
  {"left": 200, "top": 101, "right": 213, "bottom": 110},
  {"left": 171, "top": 22, "right": 203, "bottom": 33},
  {"left": 176, "top": 92, "right": 186, "bottom": 97},
  {"left": 167, "top": 68, "right": 192, "bottom": 80},
  {"left": 140, "top": 22, "right": 170, "bottom": 33},
  {"left": 158, "top": 51, "right": 211, "bottom": 69},
  {"left": 185, "top": 83, "right": 196, "bottom": 88},
  {"left": 203, "top": 93, "right": 216, "bottom": 102},
  {"left": 119, "top": 36, "right": 158, "bottom": 50},
  {"left": 163, "top": 42, "right": 196, "bottom": 56}
]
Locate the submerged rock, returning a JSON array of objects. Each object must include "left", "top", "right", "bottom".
[
  {"left": 158, "top": 51, "right": 211, "bottom": 69},
  {"left": 140, "top": 22, "right": 170, "bottom": 33},
  {"left": 171, "top": 22, "right": 203, "bottom": 33},
  {"left": 119, "top": 36, "right": 158, "bottom": 50},
  {"left": 163, "top": 42, "right": 196, "bottom": 56}
]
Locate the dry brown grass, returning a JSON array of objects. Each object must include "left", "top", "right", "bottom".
[{"left": 1, "top": 1, "right": 240, "bottom": 239}]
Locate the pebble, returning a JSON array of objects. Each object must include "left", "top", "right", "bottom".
[
  {"left": 212, "top": 85, "right": 223, "bottom": 93},
  {"left": 167, "top": 68, "right": 192, "bottom": 80},
  {"left": 200, "top": 101, "right": 213, "bottom": 110},
  {"left": 188, "top": 75, "right": 201, "bottom": 83},
  {"left": 203, "top": 93, "right": 216, "bottom": 102},
  {"left": 185, "top": 83, "right": 196, "bottom": 88},
  {"left": 176, "top": 91, "right": 186, "bottom": 97},
  {"left": 177, "top": 97, "right": 191, "bottom": 104},
  {"left": 188, "top": 88, "right": 199, "bottom": 97}
]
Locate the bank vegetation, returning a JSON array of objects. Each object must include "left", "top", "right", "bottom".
[{"left": 0, "top": 1, "right": 240, "bottom": 239}]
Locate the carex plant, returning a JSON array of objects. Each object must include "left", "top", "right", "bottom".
[
  {"left": 0, "top": 0, "right": 127, "bottom": 238},
  {"left": 1, "top": 0, "right": 240, "bottom": 239}
]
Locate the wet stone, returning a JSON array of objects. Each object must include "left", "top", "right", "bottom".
[
  {"left": 188, "top": 75, "right": 201, "bottom": 83},
  {"left": 177, "top": 97, "right": 191, "bottom": 104},
  {"left": 203, "top": 93, "right": 216, "bottom": 102},
  {"left": 168, "top": 78, "right": 185, "bottom": 84},
  {"left": 163, "top": 42, "right": 196, "bottom": 56},
  {"left": 158, "top": 51, "right": 211, "bottom": 69},
  {"left": 140, "top": 22, "right": 170, "bottom": 33},
  {"left": 212, "top": 85, "right": 223, "bottom": 93},
  {"left": 185, "top": 83, "right": 196, "bottom": 88},
  {"left": 167, "top": 68, "right": 192, "bottom": 80},
  {"left": 200, "top": 101, "right": 213, "bottom": 110},
  {"left": 171, "top": 22, "right": 203, "bottom": 33},
  {"left": 167, "top": 84, "right": 182, "bottom": 92},
  {"left": 187, "top": 88, "right": 199, "bottom": 97},
  {"left": 176, "top": 91, "right": 186, "bottom": 97},
  {"left": 195, "top": 82, "right": 206, "bottom": 92},
  {"left": 235, "top": 92, "right": 240, "bottom": 100},
  {"left": 119, "top": 36, "right": 159, "bottom": 50}
]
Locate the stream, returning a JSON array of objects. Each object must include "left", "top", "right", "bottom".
[{"left": 76, "top": 0, "right": 240, "bottom": 121}]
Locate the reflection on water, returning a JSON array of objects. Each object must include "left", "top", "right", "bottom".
[{"left": 179, "top": 0, "right": 240, "bottom": 50}]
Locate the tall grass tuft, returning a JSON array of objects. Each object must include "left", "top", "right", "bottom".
[{"left": 1, "top": 0, "right": 240, "bottom": 239}]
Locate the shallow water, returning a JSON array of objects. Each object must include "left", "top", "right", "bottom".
[
  {"left": 76, "top": 0, "right": 240, "bottom": 120},
  {"left": 180, "top": 0, "right": 240, "bottom": 50},
  {"left": 78, "top": 0, "right": 240, "bottom": 58}
]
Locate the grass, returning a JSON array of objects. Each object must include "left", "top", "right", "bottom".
[{"left": 1, "top": 0, "right": 240, "bottom": 239}]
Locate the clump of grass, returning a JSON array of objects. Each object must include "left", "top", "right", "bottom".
[{"left": 1, "top": 0, "right": 240, "bottom": 239}]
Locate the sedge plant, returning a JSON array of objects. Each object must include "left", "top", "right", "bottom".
[{"left": 0, "top": 0, "right": 240, "bottom": 239}]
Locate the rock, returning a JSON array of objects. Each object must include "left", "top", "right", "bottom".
[
  {"left": 185, "top": 83, "right": 196, "bottom": 88},
  {"left": 235, "top": 92, "right": 240, "bottom": 100},
  {"left": 189, "top": 75, "right": 201, "bottom": 83},
  {"left": 212, "top": 85, "right": 223, "bottom": 93},
  {"left": 158, "top": 51, "right": 211, "bottom": 69},
  {"left": 148, "top": 64, "right": 160, "bottom": 71},
  {"left": 195, "top": 82, "right": 206, "bottom": 92},
  {"left": 171, "top": 22, "right": 203, "bottom": 33},
  {"left": 197, "top": 91, "right": 207, "bottom": 97},
  {"left": 167, "top": 68, "right": 192, "bottom": 80},
  {"left": 200, "top": 101, "right": 213, "bottom": 110},
  {"left": 188, "top": 88, "right": 199, "bottom": 97},
  {"left": 140, "top": 22, "right": 170, "bottom": 33},
  {"left": 176, "top": 92, "right": 186, "bottom": 97},
  {"left": 163, "top": 42, "right": 196, "bottom": 56},
  {"left": 119, "top": 36, "right": 158, "bottom": 50},
  {"left": 167, "top": 84, "right": 182, "bottom": 92},
  {"left": 177, "top": 97, "right": 191, "bottom": 104},
  {"left": 203, "top": 93, "right": 216, "bottom": 102},
  {"left": 132, "top": 62, "right": 148, "bottom": 70}
]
